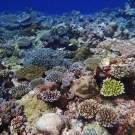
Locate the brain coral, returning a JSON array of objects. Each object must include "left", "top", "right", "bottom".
[
  {"left": 23, "top": 48, "right": 71, "bottom": 69},
  {"left": 100, "top": 78, "right": 124, "bottom": 96},
  {"left": 15, "top": 64, "right": 47, "bottom": 81},
  {"left": 71, "top": 75, "right": 99, "bottom": 98}
]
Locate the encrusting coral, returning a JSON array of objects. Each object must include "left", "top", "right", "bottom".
[
  {"left": 100, "top": 78, "right": 125, "bottom": 96},
  {"left": 78, "top": 99, "right": 101, "bottom": 119},
  {"left": 95, "top": 106, "right": 119, "bottom": 127}
]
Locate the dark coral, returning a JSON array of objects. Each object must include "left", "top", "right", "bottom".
[{"left": 0, "top": 101, "right": 23, "bottom": 126}]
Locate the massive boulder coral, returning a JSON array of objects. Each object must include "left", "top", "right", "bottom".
[
  {"left": 16, "top": 36, "right": 31, "bottom": 47},
  {"left": 71, "top": 75, "right": 99, "bottom": 98},
  {"left": 15, "top": 64, "right": 47, "bottom": 81},
  {"left": 36, "top": 113, "right": 69, "bottom": 135}
]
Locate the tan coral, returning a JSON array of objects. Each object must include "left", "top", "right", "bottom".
[
  {"left": 96, "top": 106, "right": 119, "bottom": 127},
  {"left": 78, "top": 99, "right": 101, "bottom": 119},
  {"left": 71, "top": 75, "right": 99, "bottom": 99}
]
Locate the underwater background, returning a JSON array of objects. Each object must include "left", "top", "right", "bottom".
[{"left": 0, "top": 0, "right": 127, "bottom": 14}]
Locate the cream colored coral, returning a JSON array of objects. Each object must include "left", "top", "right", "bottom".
[{"left": 71, "top": 75, "right": 99, "bottom": 99}]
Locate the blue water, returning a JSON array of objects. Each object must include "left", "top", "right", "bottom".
[{"left": 0, "top": 0, "right": 127, "bottom": 14}]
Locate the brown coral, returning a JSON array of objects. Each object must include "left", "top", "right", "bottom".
[
  {"left": 78, "top": 99, "right": 101, "bottom": 119},
  {"left": 15, "top": 64, "right": 47, "bottom": 81},
  {"left": 71, "top": 75, "right": 99, "bottom": 99},
  {"left": 95, "top": 107, "right": 119, "bottom": 127}
]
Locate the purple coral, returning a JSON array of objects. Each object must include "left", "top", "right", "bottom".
[{"left": 38, "top": 90, "right": 61, "bottom": 102}]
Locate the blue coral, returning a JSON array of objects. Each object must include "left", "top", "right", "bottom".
[{"left": 23, "top": 48, "right": 71, "bottom": 69}]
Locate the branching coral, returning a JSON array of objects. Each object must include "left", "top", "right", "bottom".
[
  {"left": 78, "top": 99, "right": 101, "bottom": 119},
  {"left": 96, "top": 107, "right": 119, "bottom": 127},
  {"left": 100, "top": 78, "right": 124, "bottom": 96},
  {"left": 23, "top": 48, "right": 71, "bottom": 69},
  {"left": 45, "top": 71, "right": 62, "bottom": 83},
  {"left": 8, "top": 84, "right": 31, "bottom": 100},
  {"left": 0, "top": 101, "right": 23, "bottom": 126}
]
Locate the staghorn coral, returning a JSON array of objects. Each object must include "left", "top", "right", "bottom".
[
  {"left": 71, "top": 75, "right": 99, "bottom": 99},
  {"left": 8, "top": 84, "right": 32, "bottom": 100},
  {"left": 96, "top": 107, "right": 119, "bottom": 127},
  {"left": 100, "top": 78, "right": 124, "bottom": 96},
  {"left": 78, "top": 99, "right": 101, "bottom": 119},
  {"left": 15, "top": 64, "right": 47, "bottom": 81},
  {"left": 45, "top": 71, "right": 63, "bottom": 83},
  {"left": 23, "top": 48, "right": 71, "bottom": 69},
  {"left": 0, "top": 101, "right": 23, "bottom": 126}
]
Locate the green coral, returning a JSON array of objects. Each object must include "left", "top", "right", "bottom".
[
  {"left": 69, "top": 38, "right": 78, "bottom": 45},
  {"left": 15, "top": 64, "right": 47, "bottom": 81},
  {"left": 100, "top": 78, "right": 124, "bottom": 96}
]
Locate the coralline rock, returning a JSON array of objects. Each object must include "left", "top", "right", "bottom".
[
  {"left": 36, "top": 113, "right": 69, "bottom": 135},
  {"left": 71, "top": 75, "right": 99, "bottom": 98}
]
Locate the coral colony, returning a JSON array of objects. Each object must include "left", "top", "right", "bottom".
[{"left": 1, "top": 0, "right": 135, "bottom": 134}]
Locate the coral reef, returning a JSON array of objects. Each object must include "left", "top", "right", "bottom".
[{"left": 100, "top": 78, "right": 125, "bottom": 96}]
